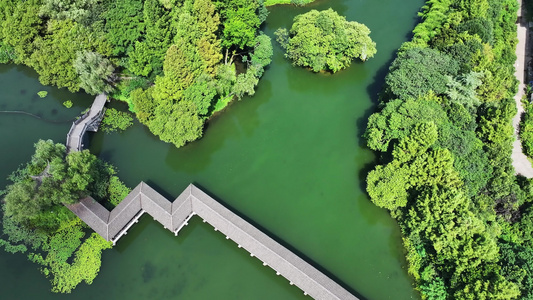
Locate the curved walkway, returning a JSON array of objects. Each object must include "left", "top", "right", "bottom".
[
  {"left": 66, "top": 93, "right": 107, "bottom": 153},
  {"left": 512, "top": 0, "right": 533, "bottom": 178}
]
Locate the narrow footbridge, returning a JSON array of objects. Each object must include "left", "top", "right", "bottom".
[
  {"left": 66, "top": 93, "right": 107, "bottom": 152},
  {"left": 66, "top": 94, "right": 358, "bottom": 300}
]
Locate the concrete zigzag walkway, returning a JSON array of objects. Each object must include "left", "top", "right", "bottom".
[
  {"left": 65, "top": 94, "right": 359, "bottom": 300},
  {"left": 512, "top": 0, "right": 533, "bottom": 178}
]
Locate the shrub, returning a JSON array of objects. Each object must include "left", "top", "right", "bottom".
[
  {"left": 101, "top": 108, "right": 133, "bottom": 133},
  {"left": 62, "top": 100, "right": 73, "bottom": 108}
]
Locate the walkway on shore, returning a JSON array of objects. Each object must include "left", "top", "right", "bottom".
[
  {"left": 512, "top": 0, "right": 533, "bottom": 178},
  {"left": 66, "top": 93, "right": 107, "bottom": 153}
]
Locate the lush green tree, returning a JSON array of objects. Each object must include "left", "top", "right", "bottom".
[
  {"left": 217, "top": 0, "right": 261, "bottom": 50},
  {"left": 365, "top": 95, "right": 448, "bottom": 152},
  {"left": 233, "top": 68, "right": 259, "bottom": 99},
  {"left": 3, "top": 180, "right": 40, "bottom": 224},
  {"left": 445, "top": 71, "right": 483, "bottom": 108},
  {"left": 29, "top": 19, "right": 111, "bottom": 91},
  {"left": 248, "top": 33, "right": 273, "bottom": 77},
  {"left": 214, "top": 63, "right": 237, "bottom": 96},
  {"left": 0, "top": 0, "right": 43, "bottom": 62},
  {"left": 74, "top": 51, "right": 115, "bottom": 95},
  {"left": 520, "top": 100, "right": 533, "bottom": 158},
  {"left": 149, "top": 100, "right": 204, "bottom": 148},
  {"left": 3, "top": 140, "right": 102, "bottom": 226},
  {"left": 182, "top": 75, "right": 217, "bottom": 115},
  {"left": 131, "top": 87, "right": 156, "bottom": 124},
  {"left": 103, "top": 0, "right": 144, "bottom": 56},
  {"left": 276, "top": 9, "right": 377, "bottom": 73},
  {"left": 128, "top": 0, "right": 173, "bottom": 77},
  {"left": 0, "top": 41, "right": 17, "bottom": 63},
  {"left": 100, "top": 108, "right": 133, "bottom": 132},
  {"left": 39, "top": 0, "right": 100, "bottom": 25},
  {"left": 457, "top": 18, "right": 494, "bottom": 44},
  {"left": 107, "top": 176, "right": 131, "bottom": 207},
  {"left": 385, "top": 47, "right": 459, "bottom": 100}
]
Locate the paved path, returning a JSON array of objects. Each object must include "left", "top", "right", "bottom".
[{"left": 512, "top": 0, "right": 533, "bottom": 178}]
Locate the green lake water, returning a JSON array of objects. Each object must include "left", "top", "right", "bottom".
[{"left": 0, "top": 0, "right": 423, "bottom": 299}]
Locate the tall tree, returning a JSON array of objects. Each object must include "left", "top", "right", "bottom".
[
  {"left": 275, "top": 9, "right": 377, "bottom": 73},
  {"left": 103, "top": 0, "right": 145, "bottom": 56},
  {"left": 74, "top": 51, "right": 115, "bottom": 95}
]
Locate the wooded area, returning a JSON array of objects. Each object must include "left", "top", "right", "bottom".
[
  {"left": 0, "top": 0, "right": 273, "bottom": 148},
  {"left": 365, "top": 0, "right": 533, "bottom": 298},
  {"left": 0, "top": 140, "right": 130, "bottom": 292}
]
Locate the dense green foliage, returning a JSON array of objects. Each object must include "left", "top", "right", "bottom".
[
  {"left": 127, "top": 0, "right": 272, "bottom": 148},
  {"left": 0, "top": 140, "right": 128, "bottom": 292},
  {"left": 63, "top": 100, "right": 73, "bottom": 108},
  {"left": 0, "top": 0, "right": 272, "bottom": 148},
  {"left": 74, "top": 51, "right": 115, "bottom": 95},
  {"left": 275, "top": 9, "right": 376, "bottom": 73},
  {"left": 364, "top": 0, "right": 533, "bottom": 298},
  {"left": 264, "top": 0, "right": 315, "bottom": 6},
  {"left": 520, "top": 98, "right": 533, "bottom": 158},
  {"left": 101, "top": 108, "right": 134, "bottom": 133}
]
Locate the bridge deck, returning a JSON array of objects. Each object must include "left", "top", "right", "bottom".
[
  {"left": 66, "top": 93, "right": 107, "bottom": 152},
  {"left": 66, "top": 183, "right": 358, "bottom": 300}
]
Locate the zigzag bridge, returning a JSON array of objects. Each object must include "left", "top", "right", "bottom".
[{"left": 64, "top": 94, "right": 359, "bottom": 300}]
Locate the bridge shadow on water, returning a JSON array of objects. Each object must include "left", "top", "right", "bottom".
[
  {"left": 190, "top": 182, "right": 367, "bottom": 300},
  {"left": 111, "top": 181, "right": 367, "bottom": 299}
]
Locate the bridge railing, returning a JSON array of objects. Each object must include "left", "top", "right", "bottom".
[{"left": 74, "top": 110, "right": 91, "bottom": 125}]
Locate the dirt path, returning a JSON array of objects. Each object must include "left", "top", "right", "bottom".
[{"left": 511, "top": 0, "right": 533, "bottom": 178}]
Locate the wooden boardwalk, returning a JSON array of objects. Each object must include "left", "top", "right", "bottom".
[
  {"left": 67, "top": 183, "right": 358, "bottom": 300},
  {"left": 65, "top": 93, "right": 359, "bottom": 299},
  {"left": 66, "top": 93, "right": 107, "bottom": 153}
]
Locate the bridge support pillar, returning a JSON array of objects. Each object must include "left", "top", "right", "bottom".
[
  {"left": 276, "top": 272, "right": 280, "bottom": 276},
  {"left": 263, "top": 262, "right": 267, "bottom": 266},
  {"left": 290, "top": 282, "right": 294, "bottom": 286},
  {"left": 238, "top": 245, "right": 242, "bottom": 248},
  {"left": 250, "top": 254, "right": 254, "bottom": 257}
]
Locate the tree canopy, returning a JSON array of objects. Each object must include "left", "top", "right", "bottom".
[
  {"left": 0, "top": 0, "right": 272, "bottom": 147},
  {"left": 275, "top": 8, "right": 376, "bottom": 73},
  {"left": 0, "top": 139, "right": 130, "bottom": 293},
  {"left": 364, "top": 0, "right": 530, "bottom": 298}
]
